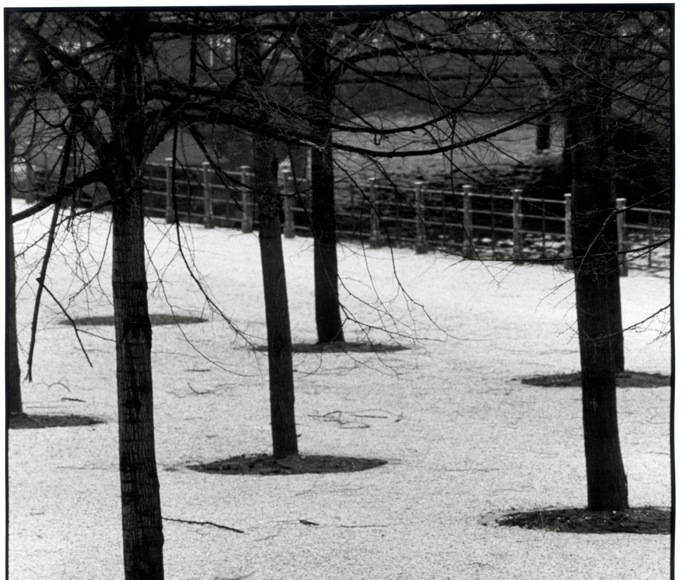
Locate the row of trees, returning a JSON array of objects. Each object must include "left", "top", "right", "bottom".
[{"left": 7, "top": 8, "right": 670, "bottom": 578}]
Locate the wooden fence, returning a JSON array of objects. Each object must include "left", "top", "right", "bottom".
[{"left": 142, "top": 159, "right": 670, "bottom": 275}]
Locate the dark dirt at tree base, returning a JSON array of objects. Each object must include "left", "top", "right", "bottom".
[
  {"left": 518, "top": 371, "right": 669, "bottom": 388},
  {"left": 61, "top": 314, "right": 207, "bottom": 326},
  {"left": 9, "top": 413, "right": 105, "bottom": 429},
  {"left": 187, "top": 454, "right": 387, "bottom": 475},
  {"left": 494, "top": 506, "right": 670, "bottom": 534},
  {"left": 253, "top": 342, "right": 409, "bottom": 354}
]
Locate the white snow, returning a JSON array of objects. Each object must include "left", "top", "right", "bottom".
[{"left": 9, "top": 199, "right": 671, "bottom": 579}]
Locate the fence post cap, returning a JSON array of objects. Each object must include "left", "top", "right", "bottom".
[
  {"left": 511, "top": 188, "right": 523, "bottom": 194},
  {"left": 563, "top": 192, "right": 572, "bottom": 199},
  {"left": 201, "top": 160, "right": 210, "bottom": 167},
  {"left": 461, "top": 184, "right": 472, "bottom": 191},
  {"left": 164, "top": 157, "right": 173, "bottom": 163},
  {"left": 239, "top": 165, "right": 250, "bottom": 171}
]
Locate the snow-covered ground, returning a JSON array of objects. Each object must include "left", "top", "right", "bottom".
[{"left": 8, "top": 199, "right": 671, "bottom": 579}]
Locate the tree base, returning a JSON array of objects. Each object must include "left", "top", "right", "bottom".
[
  {"left": 491, "top": 506, "right": 670, "bottom": 534},
  {"left": 186, "top": 453, "right": 387, "bottom": 476}
]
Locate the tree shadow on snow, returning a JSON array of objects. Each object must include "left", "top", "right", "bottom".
[
  {"left": 253, "top": 342, "right": 409, "bottom": 354},
  {"left": 9, "top": 413, "right": 105, "bottom": 429},
  {"left": 186, "top": 454, "right": 387, "bottom": 476},
  {"left": 60, "top": 314, "right": 207, "bottom": 326},
  {"left": 490, "top": 506, "right": 670, "bottom": 534},
  {"left": 517, "top": 371, "right": 669, "bottom": 388}
]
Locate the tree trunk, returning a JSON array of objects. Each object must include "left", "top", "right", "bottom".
[
  {"left": 239, "top": 26, "right": 298, "bottom": 458},
  {"left": 567, "top": 16, "right": 628, "bottom": 510},
  {"left": 311, "top": 144, "right": 344, "bottom": 343},
  {"left": 8, "top": 134, "right": 23, "bottom": 416},
  {"left": 535, "top": 114, "right": 551, "bottom": 151},
  {"left": 571, "top": 183, "right": 629, "bottom": 509},
  {"left": 300, "top": 19, "right": 345, "bottom": 344},
  {"left": 253, "top": 132, "right": 299, "bottom": 459},
  {"left": 109, "top": 14, "right": 164, "bottom": 578},
  {"left": 7, "top": 219, "right": 23, "bottom": 416},
  {"left": 111, "top": 185, "right": 165, "bottom": 578}
]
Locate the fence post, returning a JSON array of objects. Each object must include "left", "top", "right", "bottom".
[
  {"left": 164, "top": 157, "right": 175, "bottom": 224},
  {"left": 616, "top": 197, "right": 628, "bottom": 277},
  {"left": 368, "top": 177, "right": 381, "bottom": 248},
  {"left": 461, "top": 184, "right": 474, "bottom": 258},
  {"left": 647, "top": 209, "right": 653, "bottom": 268},
  {"left": 282, "top": 169, "right": 295, "bottom": 239},
  {"left": 201, "top": 161, "right": 214, "bottom": 229},
  {"left": 306, "top": 147, "right": 313, "bottom": 182},
  {"left": 563, "top": 193, "right": 572, "bottom": 270},
  {"left": 240, "top": 164, "right": 253, "bottom": 233},
  {"left": 414, "top": 180, "right": 427, "bottom": 254},
  {"left": 512, "top": 188, "right": 523, "bottom": 262}
]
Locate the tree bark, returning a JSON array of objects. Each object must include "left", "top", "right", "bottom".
[
  {"left": 299, "top": 18, "right": 345, "bottom": 344},
  {"left": 567, "top": 15, "right": 628, "bottom": 510},
  {"left": 7, "top": 218, "right": 23, "bottom": 416},
  {"left": 111, "top": 184, "right": 165, "bottom": 579}
]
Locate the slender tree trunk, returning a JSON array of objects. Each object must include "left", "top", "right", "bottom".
[
  {"left": 240, "top": 26, "right": 298, "bottom": 458},
  {"left": 567, "top": 15, "right": 628, "bottom": 510},
  {"left": 7, "top": 219, "right": 23, "bottom": 416},
  {"left": 311, "top": 143, "right": 344, "bottom": 343},
  {"left": 111, "top": 184, "right": 165, "bottom": 578},
  {"left": 535, "top": 114, "right": 551, "bottom": 151},
  {"left": 7, "top": 134, "right": 23, "bottom": 415},
  {"left": 300, "top": 19, "right": 345, "bottom": 344},
  {"left": 253, "top": 134, "right": 299, "bottom": 458}
]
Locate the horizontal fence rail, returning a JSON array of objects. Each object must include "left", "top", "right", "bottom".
[{"left": 23, "top": 158, "right": 671, "bottom": 276}]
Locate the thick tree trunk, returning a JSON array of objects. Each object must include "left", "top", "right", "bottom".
[
  {"left": 111, "top": 186, "right": 165, "bottom": 578},
  {"left": 567, "top": 20, "right": 628, "bottom": 509},
  {"left": 108, "top": 14, "right": 164, "bottom": 578},
  {"left": 572, "top": 181, "right": 628, "bottom": 509},
  {"left": 253, "top": 133, "right": 299, "bottom": 459},
  {"left": 300, "top": 19, "right": 345, "bottom": 344},
  {"left": 7, "top": 219, "right": 23, "bottom": 416}
]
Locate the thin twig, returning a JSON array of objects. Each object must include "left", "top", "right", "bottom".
[
  {"left": 163, "top": 516, "right": 245, "bottom": 534},
  {"left": 42, "top": 282, "right": 93, "bottom": 368}
]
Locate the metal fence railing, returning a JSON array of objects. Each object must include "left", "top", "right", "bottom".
[{"left": 25, "top": 158, "right": 669, "bottom": 275}]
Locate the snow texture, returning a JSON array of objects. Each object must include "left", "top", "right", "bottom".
[{"left": 9, "top": 199, "right": 671, "bottom": 579}]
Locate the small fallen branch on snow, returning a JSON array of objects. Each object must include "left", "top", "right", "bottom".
[{"left": 163, "top": 516, "right": 244, "bottom": 534}]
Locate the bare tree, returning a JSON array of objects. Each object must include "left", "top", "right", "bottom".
[
  {"left": 6, "top": 13, "right": 48, "bottom": 416},
  {"left": 495, "top": 8, "right": 670, "bottom": 510},
  {"left": 14, "top": 11, "right": 181, "bottom": 577},
  {"left": 297, "top": 13, "right": 346, "bottom": 344},
  {"left": 237, "top": 21, "right": 298, "bottom": 457},
  {"left": 562, "top": 13, "right": 629, "bottom": 510}
]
